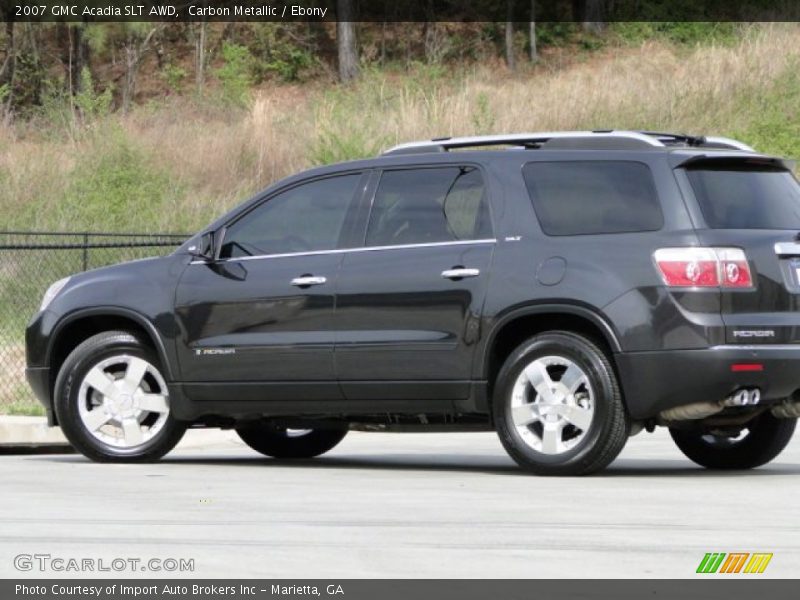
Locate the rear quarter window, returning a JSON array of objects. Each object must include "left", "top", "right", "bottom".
[{"left": 522, "top": 161, "right": 663, "bottom": 236}]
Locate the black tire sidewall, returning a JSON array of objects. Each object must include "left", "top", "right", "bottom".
[
  {"left": 54, "top": 332, "right": 185, "bottom": 462},
  {"left": 236, "top": 424, "right": 348, "bottom": 459},
  {"left": 670, "top": 414, "right": 797, "bottom": 470},
  {"left": 493, "top": 332, "right": 625, "bottom": 472}
]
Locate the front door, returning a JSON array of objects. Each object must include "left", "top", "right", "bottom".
[
  {"left": 335, "top": 165, "right": 495, "bottom": 401},
  {"left": 175, "top": 172, "right": 364, "bottom": 402}
]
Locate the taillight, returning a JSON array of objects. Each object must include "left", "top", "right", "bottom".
[
  {"left": 716, "top": 248, "right": 753, "bottom": 288},
  {"left": 653, "top": 247, "right": 754, "bottom": 289}
]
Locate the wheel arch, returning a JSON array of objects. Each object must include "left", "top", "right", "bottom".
[
  {"left": 480, "top": 304, "right": 622, "bottom": 397},
  {"left": 47, "top": 308, "right": 175, "bottom": 420}
]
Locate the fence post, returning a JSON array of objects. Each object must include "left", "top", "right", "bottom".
[{"left": 82, "top": 233, "right": 89, "bottom": 271}]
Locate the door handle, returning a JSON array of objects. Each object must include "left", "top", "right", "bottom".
[
  {"left": 291, "top": 275, "right": 327, "bottom": 287},
  {"left": 441, "top": 268, "right": 480, "bottom": 280}
]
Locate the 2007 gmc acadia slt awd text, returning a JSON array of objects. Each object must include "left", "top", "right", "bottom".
[{"left": 25, "top": 130, "right": 800, "bottom": 475}]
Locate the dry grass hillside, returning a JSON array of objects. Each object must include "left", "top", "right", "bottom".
[{"left": 1, "top": 23, "right": 799, "bottom": 234}]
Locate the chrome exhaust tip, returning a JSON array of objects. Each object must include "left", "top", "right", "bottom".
[{"left": 723, "top": 387, "right": 761, "bottom": 407}]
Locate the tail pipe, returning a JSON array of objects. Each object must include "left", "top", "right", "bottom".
[
  {"left": 772, "top": 401, "right": 800, "bottom": 419},
  {"left": 658, "top": 387, "right": 761, "bottom": 422}
]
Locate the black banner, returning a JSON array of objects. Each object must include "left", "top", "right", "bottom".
[
  {"left": 4, "top": 580, "right": 800, "bottom": 600},
  {"left": 2, "top": 0, "right": 800, "bottom": 23}
]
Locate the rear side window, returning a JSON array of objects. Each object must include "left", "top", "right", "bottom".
[
  {"left": 686, "top": 165, "right": 800, "bottom": 229},
  {"left": 366, "top": 167, "right": 492, "bottom": 247},
  {"left": 523, "top": 161, "right": 663, "bottom": 235}
]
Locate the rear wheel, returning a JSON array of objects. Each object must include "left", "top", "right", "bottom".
[
  {"left": 493, "top": 331, "right": 629, "bottom": 476},
  {"left": 669, "top": 414, "right": 796, "bottom": 470},
  {"left": 236, "top": 423, "right": 348, "bottom": 459}
]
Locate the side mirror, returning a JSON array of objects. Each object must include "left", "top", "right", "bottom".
[{"left": 187, "top": 231, "right": 215, "bottom": 262}]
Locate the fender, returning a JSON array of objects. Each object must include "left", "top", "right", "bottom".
[
  {"left": 47, "top": 306, "right": 176, "bottom": 381},
  {"left": 477, "top": 302, "right": 623, "bottom": 379}
]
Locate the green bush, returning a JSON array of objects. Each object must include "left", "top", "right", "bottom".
[
  {"left": 215, "top": 42, "right": 254, "bottom": 107},
  {"left": 74, "top": 67, "right": 113, "bottom": 119},
  {"left": 162, "top": 64, "right": 188, "bottom": 93},
  {"left": 613, "top": 22, "right": 739, "bottom": 46}
]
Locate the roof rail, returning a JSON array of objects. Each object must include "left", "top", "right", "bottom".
[
  {"left": 381, "top": 130, "right": 755, "bottom": 155},
  {"left": 639, "top": 131, "right": 755, "bottom": 151},
  {"left": 382, "top": 131, "right": 665, "bottom": 155},
  {"left": 700, "top": 136, "right": 755, "bottom": 152}
]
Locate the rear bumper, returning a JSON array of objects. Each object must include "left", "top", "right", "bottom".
[
  {"left": 25, "top": 367, "right": 55, "bottom": 425},
  {"left": 616, "top": 345, "right": 800, "bottom": 420}
]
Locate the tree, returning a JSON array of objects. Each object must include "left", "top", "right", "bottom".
[
  {"left": 192, "top": 21, "right": 207, "bottom": 94},
  {"left": 529, "top": 0, "right": 537, "bottom": 62},
  {"left": 336, "top": 0, "right": 358, "bottom": 82},
  {"left": 118, "top": 24, "right": 161, "bottom": 112},
  {"left": 505, "top": 0, "right": 516, "bottom": 71},
  {"left": 0, "top": 12, "right": 16, "bottom": 122},
  {"left": 576, "top": 0, "right": 606, "bottom": 34}
]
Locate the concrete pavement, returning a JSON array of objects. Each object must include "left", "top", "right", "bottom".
[{"left": 1, "top": 428, "right": 798, "bottom": 578}]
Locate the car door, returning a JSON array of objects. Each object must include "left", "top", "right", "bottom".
[
  {"left": 174, "top": 172, "right": 366, "bottom": 402},
  {"left": 335, "top": 165, "right": 496, "bottom": 401}
]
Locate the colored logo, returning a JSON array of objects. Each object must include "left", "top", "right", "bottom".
[{"left": 697, "top": 552, "right": 773, "bottom": 574}]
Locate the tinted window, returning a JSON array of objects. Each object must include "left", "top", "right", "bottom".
[
  {"left": 523, "top": 161, "right": 663, "bottom": 235},
  {"left": 686, "top": 165, "right": 800, "bottom": 229},
  {"left": 366, "top": 167, "right": 492, "bottom": 247},
  {"left": 220, "top": 174, "right": 360, "bottom": 259}
]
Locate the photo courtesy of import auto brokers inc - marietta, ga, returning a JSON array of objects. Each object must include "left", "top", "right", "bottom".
[{"left": 25, "top": 129, "right": 800, "bottom": 475}]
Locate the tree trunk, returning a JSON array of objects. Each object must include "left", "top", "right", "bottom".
[
  {"left": 121, "top": 26, "right": 158, "bottom": 113},
  {"left": 69, "top": 23, "right": 88, "bottom": 94},
  {"left": 582, "top": 0, "right": 605, "bottom": 34},
  {"left": 195, "top": 21, "right": 206, "bottom": 94},
  {"left": 529, "top": 0, "right": 537, "bottom": 62},
  {"left": 1, "top": 17, "right": 16, "bottom": 124},
  {"left": 505, "top": 0, "right": 515, "bottom": 72},
  {"left": 122, "top": 39, "right": 136, "bottom": 113},
  {"left": 336, "top": 0, "right": 358, "bottom": 82}
]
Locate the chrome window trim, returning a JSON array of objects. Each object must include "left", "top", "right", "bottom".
[{"left": 190, "top": 238, "right": 497, "bottom": 265}]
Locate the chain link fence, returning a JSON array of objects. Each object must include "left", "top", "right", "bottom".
[{"left": 0, "top": 232, "right": 188, "bottom": 414}]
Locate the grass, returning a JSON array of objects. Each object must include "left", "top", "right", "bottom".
[{"left": 1, "top": 24, "right": 799, "bottom": 235}]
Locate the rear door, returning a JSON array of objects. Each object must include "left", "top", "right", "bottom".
[
  {"left": 677, "top": 157, "right": 800, "bottom": 343},
  {"left": 334, "top": 165, "right": 495, "bottom": 402}
]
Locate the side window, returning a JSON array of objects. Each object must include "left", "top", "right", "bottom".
[
  {"left": 219, "top": 174, "right": 361, "bottom": 259},
  {"left": 366, "top": 167, "right": 492, "bottom": 247},
  {"left": 522, "top": 161, "right": 663, "bottom": 236}
]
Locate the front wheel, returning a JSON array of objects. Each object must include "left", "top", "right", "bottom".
[
  {"left": 493, "top": 331, "right": 629, "bottom": 476},
  {"left": 669, "top": 414, "right": 796, "bottom": 470},
  {"left": 236, "top": 423, "right": 348, "bottom": 459},
  {"left": 54, "top": 331, "right": 186, "bottom": 462}
]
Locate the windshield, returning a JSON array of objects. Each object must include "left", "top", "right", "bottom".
[{"left": 686, "top": 164, "right": 800, "bottom": 229}]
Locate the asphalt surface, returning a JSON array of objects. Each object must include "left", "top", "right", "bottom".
[{"left": 1, "top": 428, "right": 799, "bottom": 579}]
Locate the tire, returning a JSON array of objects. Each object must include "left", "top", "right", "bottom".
[
  {"left": 236, "top": 423, "right": 348, "bottom": 459},
  {"left": 493, "top": 331, "right": 629, "bottom": 476},
  {"left": 669, "top": 414, "right": 796, "bottom": 470},
  {"left": 54, "top": 330, "right": 186, "bottom": 463}
]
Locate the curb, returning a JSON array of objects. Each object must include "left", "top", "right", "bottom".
[
  {"left": 0, "top": 416, "right": 246, "bottom": 453},
  {"left": 0, "top": 415, "right": 73, "bottom": 451}
]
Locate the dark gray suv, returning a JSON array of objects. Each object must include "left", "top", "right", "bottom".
[{"left": 25, "top": 130, "right": 800, "bottom": 474}]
